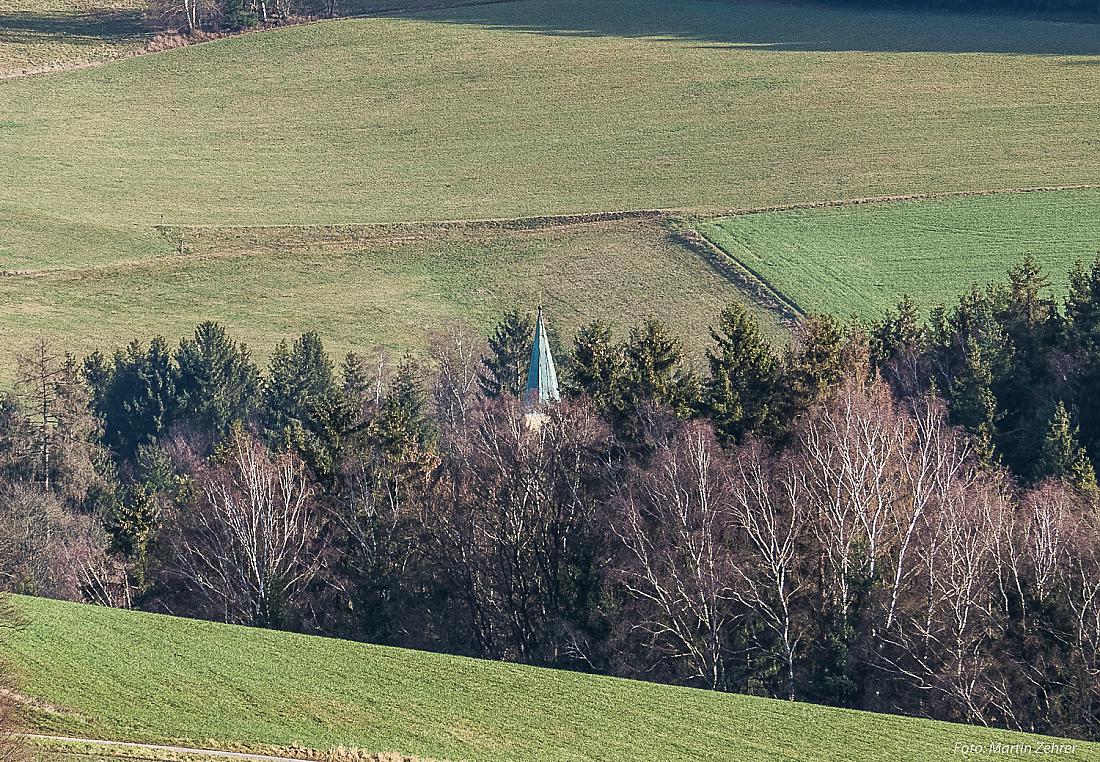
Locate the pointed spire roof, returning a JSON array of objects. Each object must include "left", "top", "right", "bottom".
[{"left": 525, "top": 307, "right": 560, "bottom": 406}]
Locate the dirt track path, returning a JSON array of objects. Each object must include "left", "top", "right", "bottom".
[{"left": 25, "top": 734, "right": 317, "bottom": 762}]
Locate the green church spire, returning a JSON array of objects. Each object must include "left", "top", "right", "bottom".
[{"left": 525, "top": 307, "right": 560, "bottom": 406}]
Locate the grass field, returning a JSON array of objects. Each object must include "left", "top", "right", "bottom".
[
  {"left": 698, "top": 189, "right": 1100, "bottom": 319},
  {"left": 0, "top": 0, "right": 1097, "bottom": 362},
  {"left": 0, "top": 218, "right": 773, "bottom": 375},
  {"left": 9, "top": 595, "right": 1099, "bottom": 762},
  {"left": 0, "top": 0, "right": 147, "bottom": 77}
]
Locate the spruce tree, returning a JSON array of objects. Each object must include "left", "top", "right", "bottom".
[
  {"left": 175, "top": 321, "right": 260, "bottom": 440},
  {"left": 871, "top": 295, "right": 924, "bottom": 363},
  {"left": 478, "top": 310, "right": 534, "bottom": 399},
  {"left": 950, "top": 335, "right": 999, "bottom": 466},
  {"left": 1066, "top": 257, "right": 1100, "bottom": 349},
  {"left": 620, "top": 318, "right": 697, "bottom": 416},
  {"left": 784, "top": 313, "right": 846, "bottom": 419},
  {"left": 369, "top": 361, "right": 433, "bottom": 464},
  {"left": 703, "top": 303, "right": 781, "bottom": 445},
  {"left": 1038, "top": 401, "right": 1098, "bottom": 494},
  {"left": 221, "top": 0, "right": 256, "bottom": 30},
  {"left": 90, "top": 337, "right": 179, "bottom": 459},
  {"left": 263, "top": 332, "right": 342, "bottom": 479},
  {"left": 564, "top": 320, "right": 623, "bottom": 410}
]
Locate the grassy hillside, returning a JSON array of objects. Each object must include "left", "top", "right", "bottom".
[
  {"left": 698, "top": 190, "right": 1100, "bottom": 319},
  {"left": 9, "top": 595, "right": 1099, "bottom": 762},
  {"left": 0, "top": 218, "right": 776, "bottom": 377},
  {"left": 0, "top": 0, "right": 147, "bottom": 77},
  {"left": 0, "top": 0, "right": 1097, "bottom": 360}
]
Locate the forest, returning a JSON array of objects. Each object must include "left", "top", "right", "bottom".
[{"left": 2, "top": 255, "right": 1099, "bottom": 740}]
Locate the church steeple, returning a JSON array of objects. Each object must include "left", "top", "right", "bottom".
[{"left": 525, "top": 307, "right": 560, "bottom": 407}]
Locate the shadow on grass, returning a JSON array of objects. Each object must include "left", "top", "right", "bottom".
[
  {"left": 0, "top": 9, "right": 147, "bottom": 46},
  {"left": 396, "top": 0, "right": 1100, "bottom": 55}
]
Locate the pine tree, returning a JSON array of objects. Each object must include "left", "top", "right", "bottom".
[
  {"left": 620, "top": 318, "right": 697, "bottom": 416},
  {"left": 703, "top": 304, "right": 781, "bottom": 445},
  {"left": 1065, "top": 257, "right": 1100, "bottom": 349},
  {"left": 564, "top": 320, "right": 623, "bottom": 410},
  {"left": 1038, "top": 401, "right": 1098, "bottom": 494},
  {"left": 264, "top": 332, "right": 339, "bottom": 429},
  {"left": 263, "top": 332, "right": 342, "bottom": 479},
  {"left": 95, "top": 337, "right": 179, "bottom": 459},
  {"left": 221, "top": 0, "right": 256, "bottom": 30},
  {"left": 478, "top": 310, "right": 534, "bottom": 399},
  {"left": 175, "top": 322, "right": 260, "bottom": 440},
  {"left": 369, "top": 361, "right": 433, "bottom": 464}
]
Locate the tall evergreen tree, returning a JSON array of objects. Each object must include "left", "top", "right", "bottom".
[
  {"left": 703, "top": 304, "right": 780, "bottom": 445},
  {"left": 175, "top": 322, "right": 260, "bottom": 440},
  {"left": 85, "top": 337, "right": 178, "bottom": 460},
  {"left": 871, "top": 295, "right": 924, "bottom": 363},
  {"left": 564, "top": 320, "right": 624, "bottom": 411},
  {"left": 1038, "top": 401, "right": 1098, "bottom": 494},
  {"left": 263, "top": 332, "right": 343, "bottom": 478},
  {"left": 478, "top": 310, "right": 534, "bottom": 399},
  {"left": 1065, "top": 257, "right": 1100, "bottom": 349},
  {"left": 620, "top": 318, "right": 697, "bottom": 416},
  {"left": 783, "top": 313, "right": 846, "bottom": 420},
  {"left": 949, "top": 335, "right": 1000, "bottom": 467}
]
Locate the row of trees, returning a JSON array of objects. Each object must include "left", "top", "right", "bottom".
[{"left": 1, "top": 256, "right": 1099, "bottom": 738}]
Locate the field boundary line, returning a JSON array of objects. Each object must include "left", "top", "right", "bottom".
[
  {"left": 667, "top": 221, "right": 804, "bottom": 323},
  {"left": 703, "top": 184, "right": 1100, "bottom": 219}
]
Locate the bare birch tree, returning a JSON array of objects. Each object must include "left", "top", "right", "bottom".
[
  {"left": 169, "top": 429, "right": 320, "bottom": 626},
  {"left": 610, "top": 422, "right": 739, "bottom": 690},
  {"left": 728, "top": 443, "right": 807, "bottom": 700}
]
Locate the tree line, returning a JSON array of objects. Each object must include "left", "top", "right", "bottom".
[{"left": 1, "top": 255, "right": 1099, "bottom": 740}]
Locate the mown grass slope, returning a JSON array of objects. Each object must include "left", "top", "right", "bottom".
[
  {"left": 10, "top": 595, "right": 1099, "bottom": 762},
  {"left": 698, "top": 190, "right": 1100, "bottom": 319},
  {"left": 0, "top": 218, "right": 774, "bottom": 377}
]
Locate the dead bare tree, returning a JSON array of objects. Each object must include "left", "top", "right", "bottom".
[
  {"left": 798, "top": 377, "right": 905, "bottom": 626},
  {"left": 610, "top": 422, "right": 739, "bottom": 690},
  {"left": 168, "top": 429, "right": 321, "bottom": 626},
  {"left": 14, "top": 339, "right": 66, "bottom": 493},
  {"left": 429, "top": 328, "right": 483, "bottom": 431}
]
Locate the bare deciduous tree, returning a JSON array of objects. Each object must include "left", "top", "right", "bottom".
[
  {"left": 728, "top": 443, "right": 807, "bottom": 700},
  {"left": 168, "top": 429, "right": 321, "bottom": 626},
  {"left": 610, "top": 422, "right": 738, "bottom": 690},
  {"left": 430, "top": 399, "right": 610, "bottom": 665}
]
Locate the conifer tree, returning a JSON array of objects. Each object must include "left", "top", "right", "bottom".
[
  {"left": 175, "top": 322, "right": 260, "bottom": 440},
  {"left": 784, "top": 313, "right": 846, "bottom": 419},
  {"left": 221, "top": 0, "right": 256, "bottom": 30},
  {"left": 93, "top": 337, "right": 179, "bottom": 459},
  {"left": 478, "top": 310, "right": 534, "bottom": 399},
  {"left": 1065, "top": 257, "right": 1100, "bottom": 348},
  {"left": 1038, "top": 401, "right": 1098, "bottom": 494},
  {"left": 620, "top": 318, "right": 697, "bottom": 416},
  {"left": 369, "top": 361, "right": 433, "bottom": 464},
  {"left": 949, "top": 335, "right": 999, "bottom": 466},
  {"left": 871, "top": 295, "right": 924, "bottom": 363},
  {"left": 703, "top": 304, "right": 780, "bottom": 445},
  {"left": 263, "top": 332, "right": 342, "bottom": 479},
  {"left": 564, "top": 320, "right": 623, "bottom": 410}
]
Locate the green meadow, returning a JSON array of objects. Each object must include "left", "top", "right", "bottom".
[
  {"left": 0, "top": 219, "right": 770, "bottom": 375},
  {"left": 10, "top": 595, "right": 1099, "bottom": 762},
  {"left": 699, "top": 190, "right": 1100, "bottom": 318},
  {"left": 0, "top": 0, "right": 1097, "bottom": 360}
]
